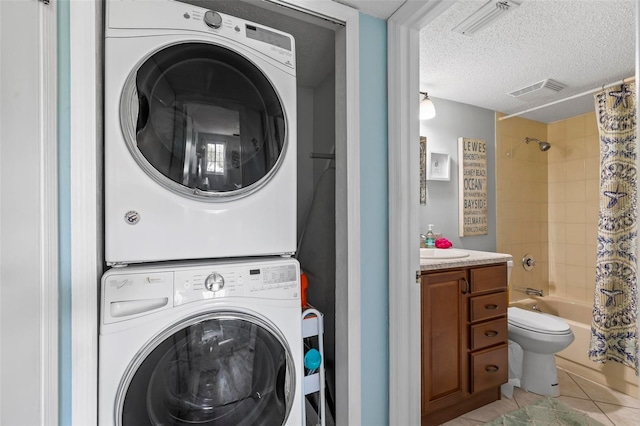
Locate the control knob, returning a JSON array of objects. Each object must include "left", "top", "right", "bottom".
[
  {"left": 203, "top": 11, "right": 223, "bottom": 29},
  {"left": 204, "top": 272, "right": 225, "bottom": 292}
]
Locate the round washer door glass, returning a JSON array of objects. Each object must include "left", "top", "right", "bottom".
[
  {"left": 118, "top": 314, "right": 295, "bottom": 426},
  {"left": 121, "top": 42, "right": 287, "bottom": 200}
]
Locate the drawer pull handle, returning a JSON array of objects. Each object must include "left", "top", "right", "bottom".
[
  {"left": 485, "top": 304, "right": 499, "bottom": 310},
  {"left": 484, "top": 330, "right": 498, "bottom": 337},
  {"left": 461, "top": 278, "right": 470, "bottom": 294},
  {"left": 485, "top": 365, "right": 499, "bottom": 373}
]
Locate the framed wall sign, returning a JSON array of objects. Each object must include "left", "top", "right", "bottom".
[{"left": 458, "top": 137, "right": 488, "bottom": 236}]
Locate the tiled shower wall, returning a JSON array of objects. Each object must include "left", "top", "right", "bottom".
[
  {"left": 496, "top": 112, "right": 600, "bottom": 303},
  {"left": 496, "top": 114, "right": 549, "bottom": 298},
  {"left": 546, "top": 113, "right": 600, "bottom": 303}
]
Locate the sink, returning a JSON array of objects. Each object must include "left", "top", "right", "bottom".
[{"left": 420, "top": 248, "right": 470, "bottom": 259}]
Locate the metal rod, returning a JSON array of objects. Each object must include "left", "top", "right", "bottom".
[
  {"left": 498, "top": 76, "right": 636, "bottom": 121},
  {"left": 310, "top": 153, "right": 335, "bottom": 159}
]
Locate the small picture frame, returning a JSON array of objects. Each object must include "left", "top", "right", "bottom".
[
  {"left": 427, "top": 151, "right": 450, "bottom": 181},
  {"left": 420, "top": 136, "right": 427, "bottom": 205}
]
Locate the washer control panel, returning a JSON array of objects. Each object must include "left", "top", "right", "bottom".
[
  {"left": 102, "top": 260, "right": 300, "bottom": 324},
  {"left": 174, "top": 262, "right": 299, "bottom": 306}
]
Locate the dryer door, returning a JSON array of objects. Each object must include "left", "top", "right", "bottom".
[
  {"left": 116, "top": 313, "right": 295, "bottom": 426},
  {"left": 120, "top": 42, "right": 287, "bottom": 201}
]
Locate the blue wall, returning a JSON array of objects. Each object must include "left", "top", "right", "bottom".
[
  {"left": 57, "top": 0, "right": 72, "bottom": 424},
  {"left": 359, "top": 14, "right": 389, "bottom": 426}
]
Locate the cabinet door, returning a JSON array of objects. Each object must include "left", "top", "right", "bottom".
[{"left": 421, "top": 270, "right": 468, "bottom": 415}]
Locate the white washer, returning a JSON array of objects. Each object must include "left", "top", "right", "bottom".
[
  {"left": 104, "top": 0, "right": 297, "bottom": 265},
  {"left": 99, "top": 257, "right": 303, "bottom": 426}
]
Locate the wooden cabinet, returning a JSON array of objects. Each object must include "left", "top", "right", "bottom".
[
  {"left": 420, "top": 269, "right": 467, "bottom": 415},
  {"left": 421, "top": 263, "right": 508, "bottom": 426}
]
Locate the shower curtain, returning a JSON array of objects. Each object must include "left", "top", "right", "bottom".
[{"left": 589, "top": 82, "right": 638, "bottom": 374}]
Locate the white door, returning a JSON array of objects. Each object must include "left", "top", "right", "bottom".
[{"left": 0, "top": 0, "right": 58, "bottom": 424}]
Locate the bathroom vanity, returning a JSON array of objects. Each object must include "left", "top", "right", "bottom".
[{"left": 420, "top": 250, "right": 512, "bottom": 425}]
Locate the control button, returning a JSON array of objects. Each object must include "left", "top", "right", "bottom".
[
  {"left": 204, "top": 272, "right": 225, "bottom": 292},
  {"left": 203, "top": 11, "right": 223, "bottom": 29},
  {"left": 124, "top": 210, "right": 140, "bottom": 225}
]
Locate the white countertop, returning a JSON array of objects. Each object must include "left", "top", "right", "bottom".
[{"left": 420, "top": 249, "right": 512, "bottom": 271}]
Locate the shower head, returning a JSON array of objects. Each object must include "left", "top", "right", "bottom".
[
  {"left": 525, "top": 137, "right": 551, "bottom": 152},
  {"left": 507, "top": 137, "right": 552, "bottom": 157}
]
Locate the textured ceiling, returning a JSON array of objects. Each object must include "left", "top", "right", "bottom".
[
  {"left": 418, "top": 0, "right": 637, "bottom": 123},
  {"left": 339, "top": 0, "right": 636, "bottom": 123}
]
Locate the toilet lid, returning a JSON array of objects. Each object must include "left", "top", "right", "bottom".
[{"left": 508, "top": 307, "right": 571, "bottom": 335}]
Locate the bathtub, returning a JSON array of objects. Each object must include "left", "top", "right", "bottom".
[{"left": 510, "top": 296, "right": 638, "bottom": 398}]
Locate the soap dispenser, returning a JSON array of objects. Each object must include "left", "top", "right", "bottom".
[{"left": 425, "top": 224, "right": 435, "bottom": 248}]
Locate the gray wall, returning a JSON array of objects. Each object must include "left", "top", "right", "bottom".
[
  {"left": 419, "top": 97, "right": 497, "bottom": 251},
  {"left": 297, "top": 87, "right": 314, "bottom": 240},
  {"left": 296, "top": 74, "right": 336, "bottom": 244},
  {"left": 313, "top": 73, "right": 336, "bottom": 186}
]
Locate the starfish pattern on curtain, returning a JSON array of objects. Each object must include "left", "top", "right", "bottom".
[{"left": 589, "top": 82, "right": 638, "bottom": 374}]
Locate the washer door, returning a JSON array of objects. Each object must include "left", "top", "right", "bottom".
[
  {"left": 117, "top": 313, "right": 295, "bottom": 426},
  {"left": 120, "top": 42, "right": 287, "bottom": 201}
]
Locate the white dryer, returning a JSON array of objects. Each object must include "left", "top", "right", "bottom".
[
  {"left": 99, "top": 257, "right": 303, "bottom": 426},
  {"left": 104, "top": 0, "right": 297, "bottom": 265}
]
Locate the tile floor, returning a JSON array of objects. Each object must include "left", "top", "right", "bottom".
[{"left": 441, "top": 368, "right": 639, "bottom": 426}]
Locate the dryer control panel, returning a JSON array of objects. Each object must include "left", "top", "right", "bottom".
[{"left": 106, "top": 0, "right": 296, "bottom": 71}]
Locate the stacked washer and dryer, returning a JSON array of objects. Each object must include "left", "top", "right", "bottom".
[{"left": 100, "top": 1, "right": 303, "bottom": 425}]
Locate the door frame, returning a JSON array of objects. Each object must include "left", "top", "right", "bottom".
[
  {"left": 69, "top": 0, "right": 103, "bottom": 423},
  {"left": 69, "top": 0, "right": 360, "bottom": 424},
  {"left": 387, "top": 2, "right": 453, "bottom": 425},
  {"left": 0, "top": 0, "right": 58, "bottom": 424},
  {"left": 388, "top": 2, "right": 640, "bottom": 424}
]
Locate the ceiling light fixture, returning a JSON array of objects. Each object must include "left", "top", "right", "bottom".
[
  {"left": 452, "top": 0, "right": 521, "bottom": 36},
  {"left": 420, "top": 92, "right": 436, "bottom": 120}
]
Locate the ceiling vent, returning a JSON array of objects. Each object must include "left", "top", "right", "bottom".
[
  {"left": 452, "top": 1, "right": 521, "bottom": 36},
  {"left": 508, "top": 79, "right": 567, "bottom": 101}
]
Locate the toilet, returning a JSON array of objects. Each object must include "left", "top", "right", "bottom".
[
  {"left": 507, "top": 306, "right": 574, "bottom": 396},
  {"left": 504, "top": 260, "right": 575, "bottom": 396}
]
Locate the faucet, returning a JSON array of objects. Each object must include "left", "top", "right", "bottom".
[
  {"left": 513, "top": 286, "right": 543, "bottom": 297},
  {"left": 525, "top": 287, "right": 543, "bottom": 297}
]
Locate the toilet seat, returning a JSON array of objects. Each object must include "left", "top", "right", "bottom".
[{"left": 508, "top": 307, "right": 571, "bottom": 335}]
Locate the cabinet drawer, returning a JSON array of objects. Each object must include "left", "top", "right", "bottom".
[
  {"left": 470, "top": 344, "right": 508, "bottom": 393},
  {"left": 470, "top": 264, "right": 507, "bottom": 293},
  {"left": 470, "top": 292, "right": 507, "bottom": 322},
  {"left": 470, "top": 318, "right": 507, "bottom": 351}
]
